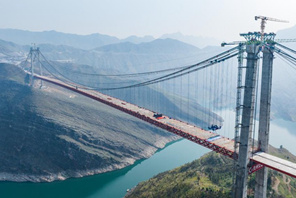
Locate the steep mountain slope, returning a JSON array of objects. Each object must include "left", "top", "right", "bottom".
[
  {"left": 126, "top": 146, "right": 296, "bottom": 198},
  {"left": 0, "top": 63, "right": 179, "bottom": 182}
]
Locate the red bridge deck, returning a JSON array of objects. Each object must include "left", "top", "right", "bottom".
[
  {"left": 35, "top": 75, "right": 296, "bottom": 178},
  {"left": 251, "top": 152, "right": 296, "bottom": 178}
]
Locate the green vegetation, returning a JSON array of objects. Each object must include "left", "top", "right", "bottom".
[
  {"left": 126, "top": 147, "right": 296, "bottom": 198},
  {"left": 126, "top": 152, "right": 231, "bottom": 198}
]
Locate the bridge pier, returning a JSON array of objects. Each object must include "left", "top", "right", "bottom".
[
  {"left": 234, "top": 44, "right": 260, "bottom": 198},
  {"left": 254, "top": 45, "right": 274, "bottom": 198}
]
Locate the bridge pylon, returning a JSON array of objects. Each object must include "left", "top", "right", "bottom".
[
  {"left": 234, "top": 40, "right": 260, "bottom": 198},
  {"left": 254, "top": 43, "right": 274, "bottom": 198},
  {"left": 27, "top": 45, "right": 42, "bottom": 87},
  {"left": 233, "top": 32, "right": 276, "bottom": 198}
]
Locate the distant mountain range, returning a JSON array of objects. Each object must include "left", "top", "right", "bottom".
[
  {"left": 0, "top": 28, "right": 220, "bottom": 49},
  {"left": 0, "top": 26, "right": 295, "bottom": 51},
  {"left": 160, "top": 32, "right": 220, "bottom": 48},
  {"left": 0, "top": 29, "right": 119, "bottom": 50},
  {"left": 95, "top": 38, "right": 199, "bottom": 54},
  {"left": 0, "top": 35, "right": 205, "bottom": 73}
]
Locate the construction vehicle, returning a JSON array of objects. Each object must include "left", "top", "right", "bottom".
[
  {"left": 153, "top": 113, "right": 165, "bottom": 120},
  {"left": 208, "top": 124, "right": 222, "bottom": 131}
]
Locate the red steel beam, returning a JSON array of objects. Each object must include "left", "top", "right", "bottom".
[{"left": 35, "top": 75, "right": 236, "bottom": 159}]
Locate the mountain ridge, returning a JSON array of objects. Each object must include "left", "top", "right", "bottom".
[
  {"left": 0, "top": 29, "right": 120, "bottom": 50},
  {"left": 95, "top": 38, "right": 200, "bottom": 54},
  {"left": 160, "top": 32, "right": 220, "bottom": 48},
  {"left": 0, "top": 28, "right": 220, "bottom": 50}
]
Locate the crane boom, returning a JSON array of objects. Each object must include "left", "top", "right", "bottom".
[
  {"left": 255, "top": 15, "right": 289, "bottom": 42},
  {"left": 255, "top": 16, "right": 289, "bottom": 23}
]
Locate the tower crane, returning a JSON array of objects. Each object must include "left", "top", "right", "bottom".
[
  {"left": 255, "top": 16, "right": 289, "bottom": 42},
  {"left": 221, "top": 16, "right": 289, "bottom": 47}
]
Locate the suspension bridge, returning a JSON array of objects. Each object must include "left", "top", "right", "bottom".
[{"left": 20, "top": 22, "right": 296, "bottom": 197}]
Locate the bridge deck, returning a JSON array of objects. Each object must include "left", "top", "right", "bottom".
[
  {"left": 36, "top": 75, "right": 235, "bottom": 158},
  {"left": 251, "top": 152, "right": 296, "bottom": 178},
  {"left": 35, "top": 75, "right": 296, "bottom": 178}
]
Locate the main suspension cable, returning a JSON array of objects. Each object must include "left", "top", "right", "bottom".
[
  {"left": 97, "top": 52, "right": 239, "bottom": 90},
  {"left": 36, "top": 46, "right": 239, "bottom": 91}
]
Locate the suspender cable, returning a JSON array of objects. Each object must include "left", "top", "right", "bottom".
[{"left": 37, "top": 47, "right": 239, "bottom": 91}]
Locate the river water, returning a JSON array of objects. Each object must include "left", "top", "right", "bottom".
[{"left": 1, "top": 111, "right": 296, "bottom": 198}]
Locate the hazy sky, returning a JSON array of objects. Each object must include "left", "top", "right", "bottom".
[{"left": 1, "top": 0, "right": 295, "bottom": 41}]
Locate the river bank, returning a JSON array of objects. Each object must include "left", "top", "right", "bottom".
[{"left": 0, "top": 135, "right": 179, "bottom": 183}]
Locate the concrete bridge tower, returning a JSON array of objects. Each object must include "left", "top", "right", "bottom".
[{"left": 234, "top": 32, "right": 276, "bottom": 198}]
